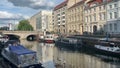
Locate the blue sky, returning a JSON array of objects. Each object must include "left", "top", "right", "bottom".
[{"left": 0, "top": 0, "right": 64, "bottom": 26}]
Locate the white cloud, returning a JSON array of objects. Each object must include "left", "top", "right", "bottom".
[
  {"left": 0, "top": 11, "right": 14, "bottom": 18},
  {"left": 0, "top": 11, "right": 29, "bottom": 19},
  {"left": 0, "top": 11, "right": 30, "bottom": 27}
]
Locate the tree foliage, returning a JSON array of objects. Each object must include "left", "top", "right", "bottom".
[{"left": 17, "top": 20, "right": 33, "bottom": 31}]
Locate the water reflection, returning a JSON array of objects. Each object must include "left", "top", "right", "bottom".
[
  {"left": 1, "top": 40, "right": 120, "bottom": 68},
  {"left": 36, "top": 43, "right": 55, "bottom": 68},
  {"left": 54, "top": 46, "right": 120, "bottom": 68}
]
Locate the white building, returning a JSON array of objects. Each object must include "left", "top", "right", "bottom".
[
  {"left": 106, "top": 0, "right": 120, "bottom": 34},
  {"left": 36, "top": 10, "right": 52, "bottom": 32},
  {"left": 29, "top": 10, "right": 53, "bottom": 32}
]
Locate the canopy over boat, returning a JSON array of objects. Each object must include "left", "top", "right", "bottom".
[{"left": 9, "top": 45, "right": 36, "bottom": 55}]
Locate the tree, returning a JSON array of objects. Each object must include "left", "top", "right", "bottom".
[{"left": 17, "top": 20, "right": 33, "bottom": 31}]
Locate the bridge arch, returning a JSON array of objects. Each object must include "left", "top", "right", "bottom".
[
  {"left": 5, "top": 34, "right": 20, "bottom": 41},
  {"left": 26, "top": 34, "right": 37, "bottom": 41}
]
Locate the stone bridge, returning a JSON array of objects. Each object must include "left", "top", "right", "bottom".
[{"left": 2, "top": 31, "right": 43, "bottom": 39}]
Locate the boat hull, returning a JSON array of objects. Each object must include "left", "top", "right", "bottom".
[
  {"left": 39, "top": 39, "right": 54, "bottom": 43},
  {"left": 44, "top": 40, "right": 54, "bottom": 43}
]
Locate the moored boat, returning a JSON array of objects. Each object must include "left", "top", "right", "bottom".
[
  {"left": 55, "top": 37, "right": 83, "bottom": 48},
  {"left": 39, "top": 34, "right": 55, "bottom": 43},
  {"left": 1, "top": 40, "right": 43, "bottom": 68},
  {"left": 94, "top": 39, "right": 120, "bottom": 57}
]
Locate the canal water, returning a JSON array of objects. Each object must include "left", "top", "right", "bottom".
[{"left": 0, "top": 40, "right": 120, "bottom": 68}]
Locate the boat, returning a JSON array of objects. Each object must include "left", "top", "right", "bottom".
[
  {"left": 39, "top": 34, "right": 55, "bottom": 43},
  {"left": 94, "top": 39, "right": 120, "bottom": 57},
  {"left": 1, "top": 40, "right": 43, "bottom": 68},
  {"left": 55, "top": 37, "right": 82, "bottom": 48}
]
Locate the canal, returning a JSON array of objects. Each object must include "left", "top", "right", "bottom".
[{"left": 0, "top": 40, "right": 120, "bottom": 68}]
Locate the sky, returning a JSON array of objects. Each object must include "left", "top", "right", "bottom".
[{"left": 0, "top": 0, "right": 64, "bottom": 26}]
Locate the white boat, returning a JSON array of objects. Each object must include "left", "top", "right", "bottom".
[
  {"left": 94, "top": 39, "right": 120, "bottom": 57},
  {"left": 39, "top": 34, "right": 55, "bottom": 43},
  {"left": 1, "top": 40, "right": 43, "bottom": 68}
]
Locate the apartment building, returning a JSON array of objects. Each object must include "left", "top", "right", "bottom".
[
  {"left": 29, "top": 10, "right": 52, "bottom": 32},
  {"left": 106, "top": 0, "right": 120, "bottom": 34},
  {"left": 67, "top": 1, "right": 84, "bottom": 35},
  {"left": 53, "top": 0, "right": 68, "bottom": 34},
  {"left": 83, "top": 0, "right": 107, "bottom": 34}
]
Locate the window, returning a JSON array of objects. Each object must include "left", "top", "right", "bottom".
[
  {"left": 99, "top": 25, "right": 102, "bottom": 30},
  {"left": 57, "top": 14, "right": 60, "bottom": 16},
  {"left": 58, "top": 18, "right": 60, "bottom": 20},
  {"left": 94, "top": 8, "right": 96, "bottom": 11},
  {"left": 90, "top": 9, "right": 92, "bottom": 13},
  {"left": 63, "top": 25, "right": 65, "bottom": 27},
  {"left": 90, "top": 26, "right": 92, "bottom": 32},
  {"left": 114, "top": 12, "right": 117, "bottom": 18},
  {"left": 114, "top": 4, "right": 117, "bottom": 7},
  {"left": 90, "top": 15, "right": 92, "bottom": 22},
  {"left": 63, "top": 29, "right": 65, "bottom": 33},
  {"left": 59, "top": 29, "right": 60, "bottom": 32},
  {"left": 94, "top": 14, "right": 96, "bottom": 21},
  {"left": 103, "top": 13, "right": 106, "bottom": 20},
  {"left": 114, "top": 23, "right": 117, "bottom": 31},
  {"left": 99, "top": 13, "right": 102, "bottom": 20},
  {"left": 62, "top": 16, "right": 65, "bottom": 19},
  {"left": 85, "top": 17, "right": 87, "bottom": 22},
  {"left": 103, "top": 5, "right": 105, "bottom": 9},
  {"left": 110, "top": 24, "right": 112, "bottom": 31},
  {"left": 62, "top": 21, "right": 65, "bottom": 23},
  {"left": 109, "top": 5, "right": 112, "bottom": 9},
  {"left": 99, "top": 6, "right": 101, "bottom": 10},
  {"left": 109, "top": 13, "right": 112, "bottom": 19}
]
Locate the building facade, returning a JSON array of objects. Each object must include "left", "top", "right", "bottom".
[
  {"left": 83, "top": 0, "right": 107, "bottom": 34},
  {"left": 29, "top": 10, "right": 53, "bottom": 32},
  {"left": 29, "top": 14, "right": 37, "bottom": 30},
  {"left": 53, "top": 0, "right": 68, "bottom": 35},
  {"left": 67, "top": 1, "right": 84, "bottom": 35},
  {"left": 106, "top": 0, "right": 120, "bottom": 34}
]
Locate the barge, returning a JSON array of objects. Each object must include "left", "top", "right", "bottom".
[{"left": 55, "top": 37, "right": 83, "bottom": 48}]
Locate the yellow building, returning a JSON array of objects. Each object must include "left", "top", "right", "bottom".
[
  {"left": 29, "top": 14, "right": 37, "bottom": 30},
  {"left": 67, "top": 1, "right": 84, "bottom": 35},
  {"left": 83, "top": 0, "right": 106, "bottom": 34}
]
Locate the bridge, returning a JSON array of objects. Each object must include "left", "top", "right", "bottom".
[{"left": 1, "top": 31, "right": 43, "bottom": 40}]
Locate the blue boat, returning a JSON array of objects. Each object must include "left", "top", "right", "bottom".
[{"left": 1, "top": 40, "right": 43, "bottom": 68}]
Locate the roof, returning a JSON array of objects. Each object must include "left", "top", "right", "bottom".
[
  {"left": 53, "top": 0, "right": 68, "bottom": 11},
  {"left": 9, "top": 45, "right": 36, "bottom": 55}
]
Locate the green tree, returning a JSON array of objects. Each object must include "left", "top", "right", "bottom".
[{"left": 17, "top": 20, "right": 33, "bottom": 31}]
